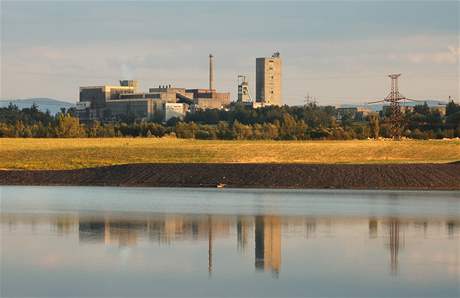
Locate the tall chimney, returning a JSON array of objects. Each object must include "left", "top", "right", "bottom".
[{"left": 209, "top": 54, "right": 214, "bottom": 90}]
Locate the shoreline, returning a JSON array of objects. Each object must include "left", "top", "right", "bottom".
[{"left": 1, "top": 163, "right": 459, "bottom": 190}]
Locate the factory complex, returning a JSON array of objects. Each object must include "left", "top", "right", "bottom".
[{"left": 77, "top": 53, "right": 282, "bottom": 123}]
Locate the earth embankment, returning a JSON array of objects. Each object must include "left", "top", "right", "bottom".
[{"left": 1, "top": 163, "right": 459, "bottom": 190}]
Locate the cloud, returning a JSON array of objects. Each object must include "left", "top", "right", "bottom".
[
  {"left": 406, "top": 46, "right": 460, "bottom": 65},
  {"left": 2, "top": 35, "right": 459, "bottom": 104}
]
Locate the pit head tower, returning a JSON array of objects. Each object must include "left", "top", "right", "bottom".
[{"left": 256, "top": 52, "right": 282, "bottom": 106}]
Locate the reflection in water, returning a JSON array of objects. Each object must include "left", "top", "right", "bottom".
[
  {"left": 3, "top": 212, "right": 459, "bottom": 279},
  {"left": 208, "top": 215, "right": 212, "bottom": 276},
  {"left": 447, "top": 221, "right": 456, "bottom": 239},
  {"left": 2, "top": 188, "right": 459, "bottom": 297},
  {"left": 305, "top": 220, "right": 316, "bottom": 239},
  {"left": 79, "top": 220, "right": 146, "bottom": 247},
  {"left": 369, "top": 218, "right": 378, "bottom": 239},
  {"left": 237, "top": 216, "right": 251, "bottom": 254},
  {"left": 77, "top": 214, "right": 282, "bottom": 276},
  {"left": 368, "top": 219, "right": 405, "bottom": 275},
  {"left": 255, "top": 215, "right": 281, "bottom": 277},
  {"left": 387, "top": 220, "right": 404, "bottom": 275}
]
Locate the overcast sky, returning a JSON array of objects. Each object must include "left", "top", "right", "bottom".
[{"left": 1, "top": 0, "right": 459, "bottom": 105}]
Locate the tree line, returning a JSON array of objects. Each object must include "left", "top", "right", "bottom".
[{"left": 1, "top": 101, "right": 459, "bottom": 139}]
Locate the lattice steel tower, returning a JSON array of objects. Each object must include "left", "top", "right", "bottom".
[
  {"left": 385, "top": 74, "right": 405, "bottom": 139},
  {"left": 368, "top": 74, "right": 416, "bottom": 139}
]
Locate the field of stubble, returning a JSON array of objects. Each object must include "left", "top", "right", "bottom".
[{"left": 1, "top": 138, "right": 459, "bottom": 170}]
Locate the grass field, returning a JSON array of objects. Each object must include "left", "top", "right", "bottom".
[{"left": 1, "top": 138, "right": 459, "bottom": 170}]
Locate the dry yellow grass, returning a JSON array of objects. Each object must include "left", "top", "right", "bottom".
[{"left": 0, "top": 138, "right": 459, "bottom": 170}]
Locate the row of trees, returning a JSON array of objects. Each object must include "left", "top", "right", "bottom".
[
  {"left": 1, "top": 101, "right": 459, "bottom": 139},
  {"left": 175, "top": 118, "right": 372, "bottom": 140}
]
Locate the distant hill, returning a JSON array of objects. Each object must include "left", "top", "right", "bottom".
[
  {"left": 0, "top": 98, "right": 75, "bottom": 114},
  {"left": 340, "top": 99, "right": 448, "bottom": 111}
]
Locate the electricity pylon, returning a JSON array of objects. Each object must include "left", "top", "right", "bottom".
[{"left": 368, "top": 74, "right": 419, "bottom": 139}]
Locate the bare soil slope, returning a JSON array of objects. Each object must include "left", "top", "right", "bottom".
[{"left": 1, "top": 163, "right": 459, "bottom": 190}]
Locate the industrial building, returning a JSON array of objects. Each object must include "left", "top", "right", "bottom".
[
  {"left": 236, "top": 52, "right": 283, "bottom": 108},
  {"left": 255, "top": 52, "right": 282, "bottom": 106},
  {"left": 76, "top": 52, "right": 285, "bottom": 123},
  {"left": 237, "top": 75, "right": 253, "bottom": 103},
  {"left": 77, "top": 82, "right": 186, "bottom": 122},
  {"left": 336, "top": 107, "right": 374, "bottom": 121},
  {"left": 76, "top": 55, "right": 230, "bottom": 123}
]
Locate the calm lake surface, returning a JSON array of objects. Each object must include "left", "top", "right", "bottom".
[{"left": 1, "top": 186, "right": 459, "bottom": 297}]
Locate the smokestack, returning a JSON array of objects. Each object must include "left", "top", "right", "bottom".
[{"left": 209, "top": 54, "right": 214, "bottom": 91}]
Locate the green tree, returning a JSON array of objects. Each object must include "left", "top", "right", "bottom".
[
  {"left": 233, "top": 120, "right": 252, "bottom": 140},
  {"left": 216, "top": 121, "right": 235, "bottom": 140},
  {"left": 368, "top": 114, "right": 380, "bottom": 139},
  {"left": 280, "top": 113, "right": 297, "bottom": 139},
  {"left": 88, "top": 121, "right": 103, "bottom": 137},
  {"left": 55, "top": 114, "right": 86, "bottom": 138},
  {"left": 295, "top": 120, "right": 308, "bottom": 140},
  {"left": 175, "top": 122, "right": 197, "bottom": 139},
  {"left": 446, "top": 100, "right": 460, "bottom": 116}
]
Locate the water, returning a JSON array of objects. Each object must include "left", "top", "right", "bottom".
[{"left": 1, "top": 186, "right": 459, "bottom": 297}]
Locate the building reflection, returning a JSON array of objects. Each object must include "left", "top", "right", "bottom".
[
  {"left": 237, "top": 216, "right": 252, "bottom": 254},
  {"left": 3, "top": 213, "right": 458, "bottom": 279},
  {"left": 305, "top": 220, "right": 316, "bottom": 239},
  {"left": 369, "top": 218, "right": 378, "bottom": 239},
  {"left": 53, "top": 216, "right": 78, "bottom": 235},
  {"left": 78, "top": 214, "right": 282, "bottom": 276},
  {"left": 255, "top": 215, "right": 281, "bottom": 277},
  {"left": 208, "top": 215, "right": 213, "bottom": 276},
  {"left": 79, "top": 219, "right": 147, "bottom": 247},
  {"left": 446, "top": 221, "right": 457, "bottom": 239}
]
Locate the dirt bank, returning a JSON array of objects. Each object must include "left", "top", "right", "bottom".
[{"left": 1, "top": 163, "right": 459, "bottom": 190}]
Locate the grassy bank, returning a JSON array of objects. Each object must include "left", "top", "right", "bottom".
[{"left": 1, "top": 138, "right": 459, "bottom": 170}]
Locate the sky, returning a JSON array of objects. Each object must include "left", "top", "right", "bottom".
[{"left": 1, "top": 0, "right": 459, "bottom": 105}]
